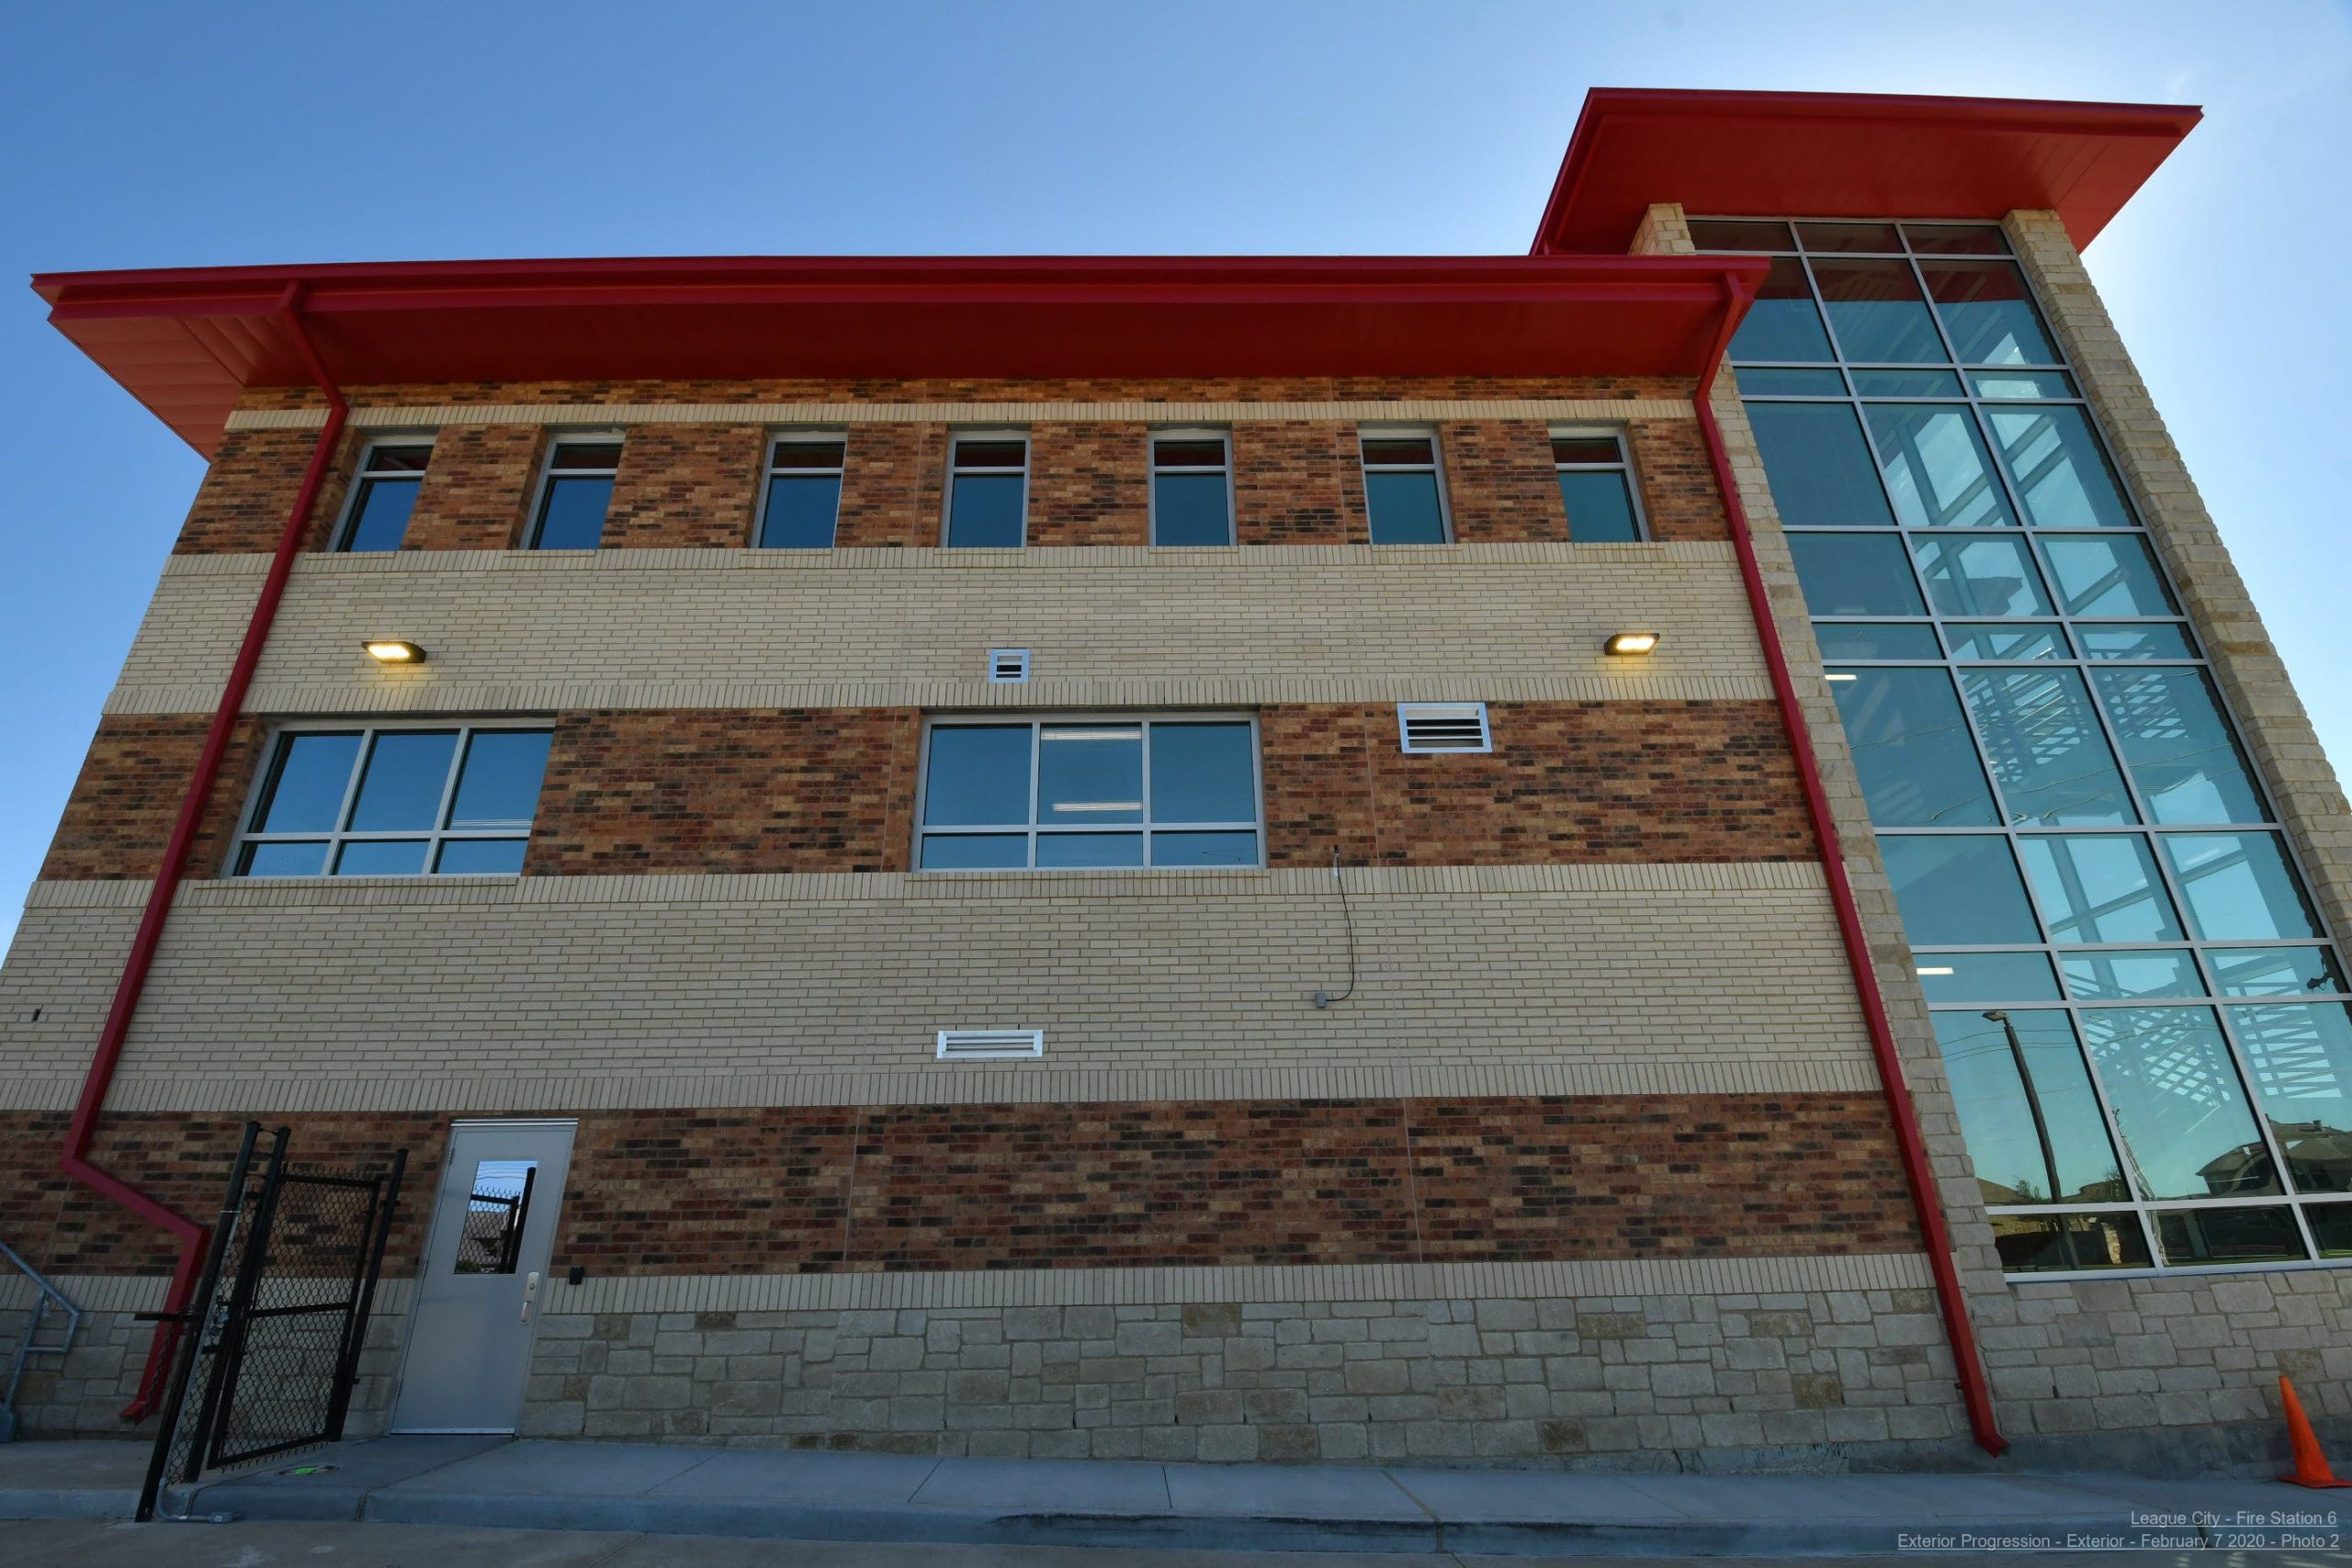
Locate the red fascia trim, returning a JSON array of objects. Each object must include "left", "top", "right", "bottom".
[
  {"left": 1688, "top": 278, "right": 2008, "bottom": 1458},
  {"left": 60, "top": 288, "right": 348, "bottom": 1419}
]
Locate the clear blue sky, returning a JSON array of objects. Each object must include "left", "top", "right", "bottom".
[{"left": 3, "top": 1, "right": 2346, "bottom": 951}]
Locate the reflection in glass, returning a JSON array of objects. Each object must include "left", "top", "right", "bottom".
[
  {"left": 531, "top": 476, "right": 614, "bottom": 549},
  {"left": 1690, "top": 219, "right": 1793, "bottom": 253},
  {"left": 2162, "top": 832, "right": 2321, "bottom": 941},
  {"left": 1864, "top": 405, "right": 2016, "bottom": 528},
  {"left": 455, "top": 1159, "right": 537, "bottom": 1275},
  {"left": 1814, "top": 623, "right": 1940, "bottom": 660},
  {"left": 1153, "top": 472, "right": 1231, "bottom": 546},
  {"left": 1991, "top": 1212, "right": 2152, "bottom": 1272},
  {"left": 1788, "top": 533, "right": 1924, "bottom": 617},
  {"left": 1971, "top": 370, "right": 2077, "bottom": 400},
  {"left": 2311, "top": 1203, "right": 2352, "bottom": 1258},
  {"left": 1810, "top": 258, "right": 1945, "bottom": 363},
  {"left": 1913, "top": 535, "right": 2052, "bottom": 618},
  {"left": 2153, "top": 1206, "right": 2307, "bottom": 1267},
  {"left": 1920, "top": 260, "right": 2060, "bottom": 365},
  {"left": 343, "top": 471, "right": 424, "bottom": 553},
  {"left": 1914, "top": 951, "right": 2060, "bottom": 1003},
  {"left": 1728, "top": 257, "right": 1833, "bottom": 362},
  {"left": 1737, "top": 367, "right": 1846, "bottom": 396},
  {"left": 254, "top": 732, "right": 363, "bottom": 832},
  {"left": 1747, "top": 404, "right": 1895, "bottom": 525},
  {"left": 1944, "top": 624, "right": 2064, "bottom": 661},
  {"left": 1934, "top": 1010, "right": 2125, "bottom": 1206},
  {"left": 1038, "top": 726, "right": 1144, "bottom": 824},
  {"left": 2018, "top": 835, "right": 2182, "bottom": 943},
  {"left": 760, "top": 475, "right": 843, "bottom": 548},
  {"left": 448, "top": 731, "right": 553, "bottom": 829},
  {"left": 2209, "top": 946, "right": 2346, "bottom": 998},
  {"left": 1796, "top": 220, "right": 1902, "bottom": 252},
  {"left": 435, "top": 840, "right": 528, "bottom": 875},
  {"left": 2226, "top": 1003, "right": 2352, "bottom": 1193},
  {"left": 1902, "top": 224, "right": 2011, "bottom": 255},
  {"left": 1151, "top": 831, "right": 1261, "bottom": 867},
  {"left": 1849, "top": 369, "right": 1963, "bottom": 397},
  {"left": 2092, "top": 668, "right": 2266, "bottom": 825},
  {"left": 1365, "top": 471, "right": 1448, "bottom": 544},
  {"left": 334, "top": 840, "right": 431, "bottom": 875},
  {"left": 1985, "top": 405, "right": 2136, "bottom": 528},
  {"left": 1828, "top": 668, "right": 1997, "bottom": 826},
  {"left": 946, "top": 473, "right": 1024, "bottom": 547},
  {"left": 1556, "top": 469, "right": 1642, "bottom": 541},
  {"left": 241, "top": 841, "right": 330, "bottom": 877},
  {"left": 919, "top": 834, "right": 1026, "bottom": 870},
  {"left": 1037, "top": 833, "right": 1145, "bottom": 869},
  {"left": 922, "top": 727, "right": 1032, "bottom": 826},
  {"left": 1881, "top": 835, "right": 2040, "bottom": 946},
  {"left": 347, "top": 731, "right": 460, "bottom": 831},
  {"left": 2075, "top": 624, "right": 2197, "bottom": 660},
  {"left": 2080, "top": 1007, "right": 2276, "bottom": 1200},
  {"left": 2037, "top": 535, "right": 2177, "bottom": 617},
  {"left": 2061, "top": 950, "right": 2202, "bottom": 1000},
  {"left": 1148, "top": 723, "right": 1256, "bottom": 822},
  {"left": 1960, "top": 668, "right": 2136, "bottom": 825}
]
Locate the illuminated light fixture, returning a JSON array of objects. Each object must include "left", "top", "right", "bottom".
[
  {"left": 1602, "top": 631, "right": 1659, "bottom": 657},
  {"left": 362, "top": 639, "right": 427, "bottom": 664},
  {"left": 1915, "top": 965, "right": 1955, "bottom": 976}
]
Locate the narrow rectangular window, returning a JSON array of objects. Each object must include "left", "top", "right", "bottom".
[
  {"left": 1550, "top": 432, "right": 1645, "bottom": 542},
  {"left": 944, "top": 434, "right": 1027, "bottom": 547},
  {"left": 234, "top": 723, "right": 553, "bottom": 877},
  {"left": 1359, "top": 432, "right": 1450, "bottom": 544},
  {"left": 334, "top": 441, "right": 432, "bottom": 552},
  {"left": 527, "top": 439, "right": 622, "bottom": 549},
  {"left": 917, "top": 716, "right": 1261, "bottom": 870},
  {"left": 757, "top": 434, "right": 846, "bottom": 548},
  {"left": 1149, "top": 431, "right": 1233, "bottom": 546}
]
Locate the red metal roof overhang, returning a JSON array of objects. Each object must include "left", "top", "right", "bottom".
[
  {"left": 31, "top": 254, "right": 1768, "bottom": 457},
  {"left": 1532, "top": 88, "right": 2199, "bottom": 257}
]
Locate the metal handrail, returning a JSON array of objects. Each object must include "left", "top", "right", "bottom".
[{"left": 0, "top": 1239, "right": 82, "bottom": 1442}]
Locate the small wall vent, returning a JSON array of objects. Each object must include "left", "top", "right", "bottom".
[
  {"left": 988, "top": 648, "right": 1033, "bottom": 682},
  {"left": 935, "top": 1029, "right": 1045, "bottom": 1060},
  {"left": 1396, "top": 702, "right": 1492, "bottom": 754}
]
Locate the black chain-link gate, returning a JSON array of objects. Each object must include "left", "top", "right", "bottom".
[{"left": 137, "top": 1123, "right": 405, "bottom": 1520}]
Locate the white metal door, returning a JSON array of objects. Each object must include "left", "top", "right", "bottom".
[{"left": 391, "top": 1120, "right": 574, "bottom": 1433}]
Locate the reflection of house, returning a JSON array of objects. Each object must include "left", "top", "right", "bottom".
[
  {"left": 1991, "top": 1213, "right": 2141, "bottom": 1270},
  {"left": 2199, "top": 1122, "right": 2352, "bottom": 1197}
]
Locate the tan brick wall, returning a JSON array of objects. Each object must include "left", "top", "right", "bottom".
[
  {"left": 602, "top": 423, "right": 766, "bottom": 548},
  {"left": 406, "top": 423, "right": 543, "bottom": 550}
]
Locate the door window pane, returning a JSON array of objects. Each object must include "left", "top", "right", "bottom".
[
  {"left": 1912, "top": 535, "right": 2052, "bottom": 618},
  {"left": 1985, "top": 406, "right": 2136, "bottom": 528},
  {"left": 455, "top": 1159, "right": 537, "bottom": 1275},
  {"left": 2153, "top": 1206, "right": 2307, "bottom": 1267},
  {"left": 1959, "top": 668, "right": 2136, "bottom": 825},
  {"left": 1810, "top": 258, "right": 1946, "bottom": 363},
  {"left": 1364, "top": 471, "right": 1448, "bottom": 544},
  {"left": 1828, "top": 668, "right": 1998, "bottom": 827},
  {"left": 1914, "top": 951, "right": 2061, "bottom": 1003},
  {"left": 347, "top": 731, "right": 461, "bottom": 831},
  {"left": 1815, "top": 623, "right": 1940, "bottom": 660},
  {"left": 1038, "top": 726, "right": 1144, "bottom": 824},
  {"left": 1148, "top": 722, "right": 1256, "bottom": 822},
  {"left": 2209, "top": 946, "right": 2346, "bottom": 998},
  {"left": 922, "top": 727, "right": 1034, "bottom": 826},
  {"left": 1932, "top": 1010, "right": 2125, "bottom": 1206},
  {"left": 2162, "top": 832, "right": 2321, "bottom": 941},
  {"left": 2091, "top": 667, "right": 2266, "bottom": 825},
  {"left": 2018, "top": 834, "right": 2183, "bottom": 943},
  {"left": 2081, "top": 1006, "right": 2276, "bottom": 1200},
  {"left": 1863, "top": 406, "right": 2016, "bottom": 528},
  {"left": 1944, "top": 624, "right": 2064, "bottom": 661},
  {"left": 2227, "top": 1003, "right": 2352, "bottom": 1193},
  {"left": 1556, "top": 470, "right": 1641, "bottom": 541},
  {"left": 1920, "top": 260, "right": 2060, "bottom": 366},
  {"left": 2037, "top": 535, "right": 2177, "bottom": 617},
  {"left": 254, "top": 732, "right": 363, "bottom": 833},
  {"left": 1992, "top": 1212, "right": 2152, "bottom": 1272},
  {"left": 1788, "top": 533, "right": 1925, "bottom": 617},
  {"left": 447, "top": 730, "right": 553, "bottom": 829},
  {"left": 2062, "top": 950, "right": 2202, "bottom": 1000},
  {"left": 1746, "top": 404, "right": 1895, "bottom": 525},
  {"left": 1727, "top": 257, "right": 1833, "bottom": 363},
  {"left": 1881, "top": 834, "right": 2041, "bottom": 946}
]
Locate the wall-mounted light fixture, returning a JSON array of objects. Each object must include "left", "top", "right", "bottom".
[
  {"left": 1603, "top": 631, "right": 1659, "bottom": 657},
  {"left": 362, "top": 639, "right": 427, "bottom": 664}
]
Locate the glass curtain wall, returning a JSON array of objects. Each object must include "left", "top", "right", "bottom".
[{"left": 1697, "top": 218, "right": 2352, "bottom": 1277}]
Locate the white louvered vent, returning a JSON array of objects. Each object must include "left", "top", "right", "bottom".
[
  {"left": 988, "top": 648, "right": 1033, "bottom": 682},
  {"left": 935, "top": 1029, "right": 1045, "bottom": 1060},
  {"left": 1396, "top": 702, "right": 1493, "bottom": 754}
]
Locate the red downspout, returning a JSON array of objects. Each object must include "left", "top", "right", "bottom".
[
  {"left": 1692, "top": 274, "right": 2008, "bottom": 1458},
  {"left": 61, "top": 284, "right": 346, "bottom": 1418}
]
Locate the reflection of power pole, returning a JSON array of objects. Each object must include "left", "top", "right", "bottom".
[{"left": 1984, "top": 1010, "right": 2079, "bottom": 1270}]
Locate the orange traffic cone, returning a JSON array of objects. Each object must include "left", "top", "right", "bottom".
[{"left": 2279, "top": 1375, "right": 2352, "bottom": 1489}]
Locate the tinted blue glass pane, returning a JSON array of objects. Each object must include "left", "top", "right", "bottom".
[
  {"left": 1921, "top": 260, "right": 2059, "bottom": 365},
  {"left": 1038, "top": 726, "right": 1143, "bottom": 824},
  {"left": 2162, "top": 832, "right": 2321, "bottom": 941},
  {"left": 1727, "top": 257, "right": 1833, "bottom": 362},
  {"left": 1992, "top": 1212, "right": 2152, "bottom": 1272},
  {"left": 1365, "top": 471, "right": 1447, "bottom": 544},
  {"left": 2017, "top": 835, "right": 2182, "bottom": 942},
  {"left": 2154, "top": 1206, "right": 2306, "bottom": 1266},
  {"left": 2038, "top": 535, "right": 2177, "bottom": 617},
  {"left": 342, "top": 476, "right": 420, "bottom": 552},
  {"left": 448, "top": 730, "right": 552, "bottom": 829},
  {"left": 346, "top": 731, "right": 459, "bottom": 831},
  {"left": 2062, "top": 950, "right": 2202, "bottom": 1000},
  {"left": 2076, "top": 624, "right": 2197, "bottom": 660},
  {"left": 1736, "top": 367, "right": 1843, "bottom": 395},
  {"left": 1811, "top": 258, "right": 1945, "bottom": 363},
  {"left": 2223, "top": 1005, "right": 2352, "bottom": 1191},
  {"left": 240, "top": 841, "right": 329, "bottom": 877},
  {"left": 1152, "top": 472, "right": 1231, "bottom": 546},
  {"left": 1787, "top": 533, "right": 1924, "bottom": 617},
  {"left": 946, "top": 473, "right": 1024, "bottom": 547},
  {"left": 1971, "top": 370, "right": 2077, "bottom": 400},
  {"left": 334, "top": 840, "right": 431, "bottom": 875},
  {"left": 1850, "top": 370, "right": 1963, "bottom": 397},
  {"left": 1913, "top": 535, "right": 2052, "bottom": 618},
  {"left": 532, "top": 476, "right": 613, "bottom": 548},
  {"left": 1882, "top": 834, "right": 2041, "bottom": 946},
  {"left": 2209, "top": 947, "right": 2346, "bottom": 998},
  {"left": 1864, "top": 406, "right": 2015, "bottom": 528},
  {"left": 1945, "top": 623, "right": 2064, "bottom": 660},
  {"left": 1932, "top": 1010, "right": 2122, "bottom": 1205},
  {"left": 1151, "top": 831, "right": 1260, "bottom": 867},
  {"left": 923, "top": 727, "right": 1032, "bottom": 826},
  {"left": 1556, "top": 470, "right": 1640, "bottom": 541},
  {"left": 758, "top": 475, "right": 842, "bottom": 548},
  {"left": 1914, "top": 952, "right": 2060, "bottom": 1003},
  {"left": 1814, "top": 623, "right": 1940, "bottom": 660},
  {"left": 1036, "top": 833, "right": 1145, "bottom": 868},
  {"left": 1829, "top": 668, "right": 1998, "bottom": 827},
  {"left": 1148, "top": 723, "right": 1254, "bottom": 823},
  {"left": 435, "top": 839, "right": 527, "bottom": 874},
  {"left": 2092, "top": 667, "right": 2265, "bottom": 826},
  {"left": 254, "top": 732, "right": 363, "bottom": 832},
  {"left": 1960, "top": 668, "right": 2135, "bottom": 825},
  {"left": 2081, "top": 1007, "right": 2275, "bottom": 1200},
  {"left": 1745, "top": 403, "right": 1895, "bottom": 525},
  {"left": 920, "top": 833, "right": 1027, "bottom": 869},
  {"left": 1984, "top": 406, "right": 2134, "bottom": 528}
]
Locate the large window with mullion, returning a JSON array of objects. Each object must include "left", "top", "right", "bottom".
[
  {"left": 918, "top": 716, "right": 1261, "bottom": 871},
  {"left": 234, "top": 722, "right": 553, "bottom": 877}
]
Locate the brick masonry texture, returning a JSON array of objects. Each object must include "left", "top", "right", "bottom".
[
  {"left": 1626, "top": 416, "right": 1731, "bottom": 542},
  {"left": 525, "top": 708, "right": 921, "bottom": 875},
  {"left": 405, "top": 423, "right": 544, "bottom": 550},
  {"left": 37, "top": 714, "right": 265, "bottom": 881},
  {"left": 1028, "top": 423, "right": 1150, "bottom": 546},
  {"left": 1437, "top": 420, "right": 1560, "bottom": 543},
  {"left": 603, "top": 424, "right": 767, "bottom": 548},
  {"left": 170, "top": 426, "right": 356, "bottom": 555},
  {"left": 1234, "top": 423, "right": 1363, "bottom": 545}
]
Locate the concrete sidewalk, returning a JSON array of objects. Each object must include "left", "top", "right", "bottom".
[{"left": 1, "top": 1436, "right": 2338, "bottom": 1556}]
